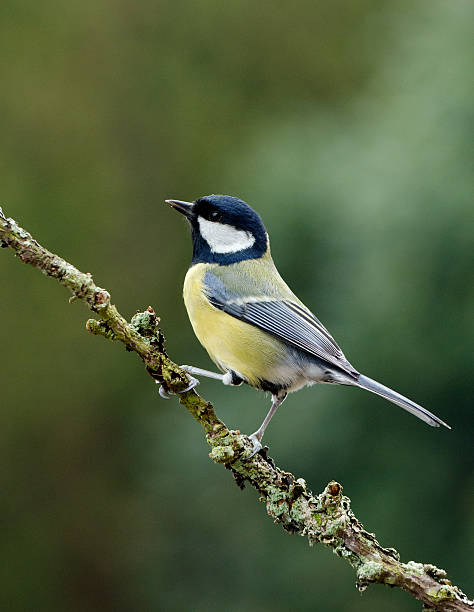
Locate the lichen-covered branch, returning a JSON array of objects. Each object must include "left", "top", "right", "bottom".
[{"left": 1, "top": 207, "right": 471, "bottom": 612}]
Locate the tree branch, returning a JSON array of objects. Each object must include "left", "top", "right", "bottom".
[{"left": 1, "top": 207, "right": 471, "bottom": 612}]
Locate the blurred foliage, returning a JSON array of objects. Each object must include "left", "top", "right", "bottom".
[{"left": 0, "top": 1, "right": 472, "bottom": 610}]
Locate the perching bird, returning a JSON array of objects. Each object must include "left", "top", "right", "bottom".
[{"left": 163, "top": 194, "right": 450, "bottom": 456}]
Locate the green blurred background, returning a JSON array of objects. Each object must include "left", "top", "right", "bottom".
[{"left": 1, "top": 1, "right": 472, "bottom": 610}]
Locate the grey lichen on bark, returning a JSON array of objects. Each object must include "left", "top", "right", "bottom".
[{"left": 1, "top": 206, "right": 472, "bottom": 612}]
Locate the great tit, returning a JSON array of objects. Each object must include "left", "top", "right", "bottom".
[{"left": 164, "top": 194, "right": 450, "bottom": 456}]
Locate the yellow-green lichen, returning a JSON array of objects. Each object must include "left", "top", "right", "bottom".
[
  {"left": 427, "top": 584, "right": 456, "bottom": 602},
  {"left": 324, "top": 513, "right": 348, "bottom": 536},
  {"left": 130, "top": 310, "right": 156, "bottom": 335},
  {"left": 403, "top": 560, "right": 425, "bottom": 575},
  {"left": 357, "top": 560, "right": 385, "bottom": 583},
  {"left": 209, "top": 444, "right": 235, "bottom": 463}
]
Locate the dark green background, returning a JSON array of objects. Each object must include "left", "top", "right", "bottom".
[{"left": 1, "top": 1, "right": 472, "bottom": 610}]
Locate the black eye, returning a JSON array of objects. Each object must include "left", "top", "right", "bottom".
[{"left": 209, "top": 210, "right": 222, "bottom": 221}]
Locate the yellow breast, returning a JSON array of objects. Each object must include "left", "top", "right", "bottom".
[{"left": 183, "top": 263, "right": 289, "bottom": 387}]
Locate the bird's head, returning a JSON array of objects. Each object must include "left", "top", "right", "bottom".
[{"left": 166, "top": 194, "right": 268, "bottom": 265}]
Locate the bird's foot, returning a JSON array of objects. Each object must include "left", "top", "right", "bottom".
[
  {"left": 158, "top": 383, "right": 172, "bottom": 399},
  {"left": 180, "top": 375, "right": 200, "bottom": 393},
  {"left": 246, "top": 432, "right": 263, "bottom": 459},
  {"left": 156, "top": 374, "right": 200, "bottom": 399}
]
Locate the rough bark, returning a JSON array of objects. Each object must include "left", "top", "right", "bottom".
[{"left": 1, "top": 207, "right": 472, "bottom": 612}]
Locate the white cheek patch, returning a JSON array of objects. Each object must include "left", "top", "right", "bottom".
[{"left": 198, "top": 217, "right": 256, "bottom": 254}]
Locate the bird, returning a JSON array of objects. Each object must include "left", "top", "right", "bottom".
[{"left": 162, "top": 194, "right": 450, "bottom": 457}]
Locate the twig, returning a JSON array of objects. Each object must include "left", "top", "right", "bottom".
[{"left": 1, "top": 207, "right": 471, "bottom": 612}]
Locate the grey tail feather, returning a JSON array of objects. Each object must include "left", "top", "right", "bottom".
[{"left": 356, "top": 374, "right": 451, "bottom": 429}]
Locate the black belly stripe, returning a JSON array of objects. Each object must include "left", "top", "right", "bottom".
[{"left": 257, "top": 378, "right": 289, "bottom": 395}]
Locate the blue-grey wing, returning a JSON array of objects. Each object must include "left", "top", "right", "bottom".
[{"left": 203, "top": 270, "right": 359, "bottom": 378}]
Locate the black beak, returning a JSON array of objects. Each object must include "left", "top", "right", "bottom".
[{"left": 166, "top": 199, "right": 194, "bottom": 219}]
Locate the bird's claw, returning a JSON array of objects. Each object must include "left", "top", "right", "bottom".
[
  {"left": 246, "top": 433, "right": 263, "bottom": 459},
  {"left": 156, "top": 374, "right": 200, "bottom": 399},
  {"left": 180, "top": 375, "right": 200, "bottom": 393},
  {"left": 158, "top": 383, "right": 172, "bottom": 399}
]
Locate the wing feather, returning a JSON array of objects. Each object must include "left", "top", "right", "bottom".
[{"left": 204, "top": 270, "right": 358, "bottom": 377}]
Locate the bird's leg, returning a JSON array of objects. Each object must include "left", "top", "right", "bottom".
[
  {"left": 181, "top": 365, "right": 244, "bottom": 386},
  {"left": 247, "top": 393, "right": 287, "bottom": 458},
  {"left": 180, "top": 365, "right": 226, "bottom": 381},
  {"left": 157, "top": 365, "right": 241, "bottom": 398}
]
